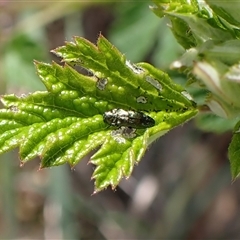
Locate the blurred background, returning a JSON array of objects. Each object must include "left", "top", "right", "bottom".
[{"left": 0, "top": 1, "right": 239, "bottom": 239}]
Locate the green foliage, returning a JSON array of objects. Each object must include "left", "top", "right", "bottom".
[
  {"left": 195, "top": 114, "right": 238, "bottom": 134},
  {"left": 3, "top": 34, "right": 47, "bottom": 91},
  {"left": 109, "top": 3, "right": 161, "bottom": 62},
  {"left": 3, "top": 0, "right": 240, "bottom": 190},
  {"left": 151, "top": 0, "right": 240, "bottom": 180},
  {"left": 0, "top": 35, "right": 197, "bottom": 192}
]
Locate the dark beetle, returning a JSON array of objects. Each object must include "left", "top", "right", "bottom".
[{"left": 103, "top": 108, "right": 155, "bottom": 129}]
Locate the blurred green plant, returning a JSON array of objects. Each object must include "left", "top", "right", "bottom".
[
  {"left": 151, "top": 0, "right": 240, "bottom": 180},
  {"left": 1, "top": 0, "right": 240, "bottom": 192}
]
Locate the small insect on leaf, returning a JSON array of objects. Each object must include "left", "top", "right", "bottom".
[{"left": 103, "top": 108, "right": 155, "bottom": 129}]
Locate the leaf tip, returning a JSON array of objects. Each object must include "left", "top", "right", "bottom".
[
  {"left": 38, "top": 162, "right": 45, "bottom": 170},
  {"left": 70, "top": 164, "right": 75, "bottom": 170},
  {"left": 92, "top": 185, "right": 103, "bottom": 195},
  {"left": 98, "top": 31, "right": 103, "bottom": 37},
  {"left": 111, "top": 184, "right": 118, "bottom": 191},
  {"left": 20, "top": 161, "right": 24, "bottom": 167},
  {"left": 91, "top": 190, "right": 98, "bottom": 195},
  {"left": 50, "top": 49, "right": 56, "bottom": 55},
  {"left": 231, "top": 178, "right": 236, "bottom": 184},
  {"left": 87, "top": 160, "right": 92, "bottom": 165},
  {"left": 33, "top": 60, "right": 40, "bottom": 66},
  {"left": 231, "top": 172, "right": 240, "bottom": 182},
  {"left": 50, "top": 47, "right": 64, "bottom": 58}
]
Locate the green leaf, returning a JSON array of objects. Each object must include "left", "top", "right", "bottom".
[
  {"left": 152, "top": 0, "right": 240, "bottom": 183},
  {"left": 151, "top": 0, "right": 233, "bottom": 49},
  {"left": 0, "top": 34, "right": 197, "bottom": 192},
  {"left": 193, "top": 61, "right": 240, "bottom": 118},
  {"left": 206, "top": 0, "right": 240, "bottom": 26},
  {"left": 151, "top": 0, "right": 200, "bottom": 48},
  {"left": 195, "top": 113, "right": 239, "bottom": 134},
  {"left": 229, "top": 121, "right": 240, "bottom": 179}
]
